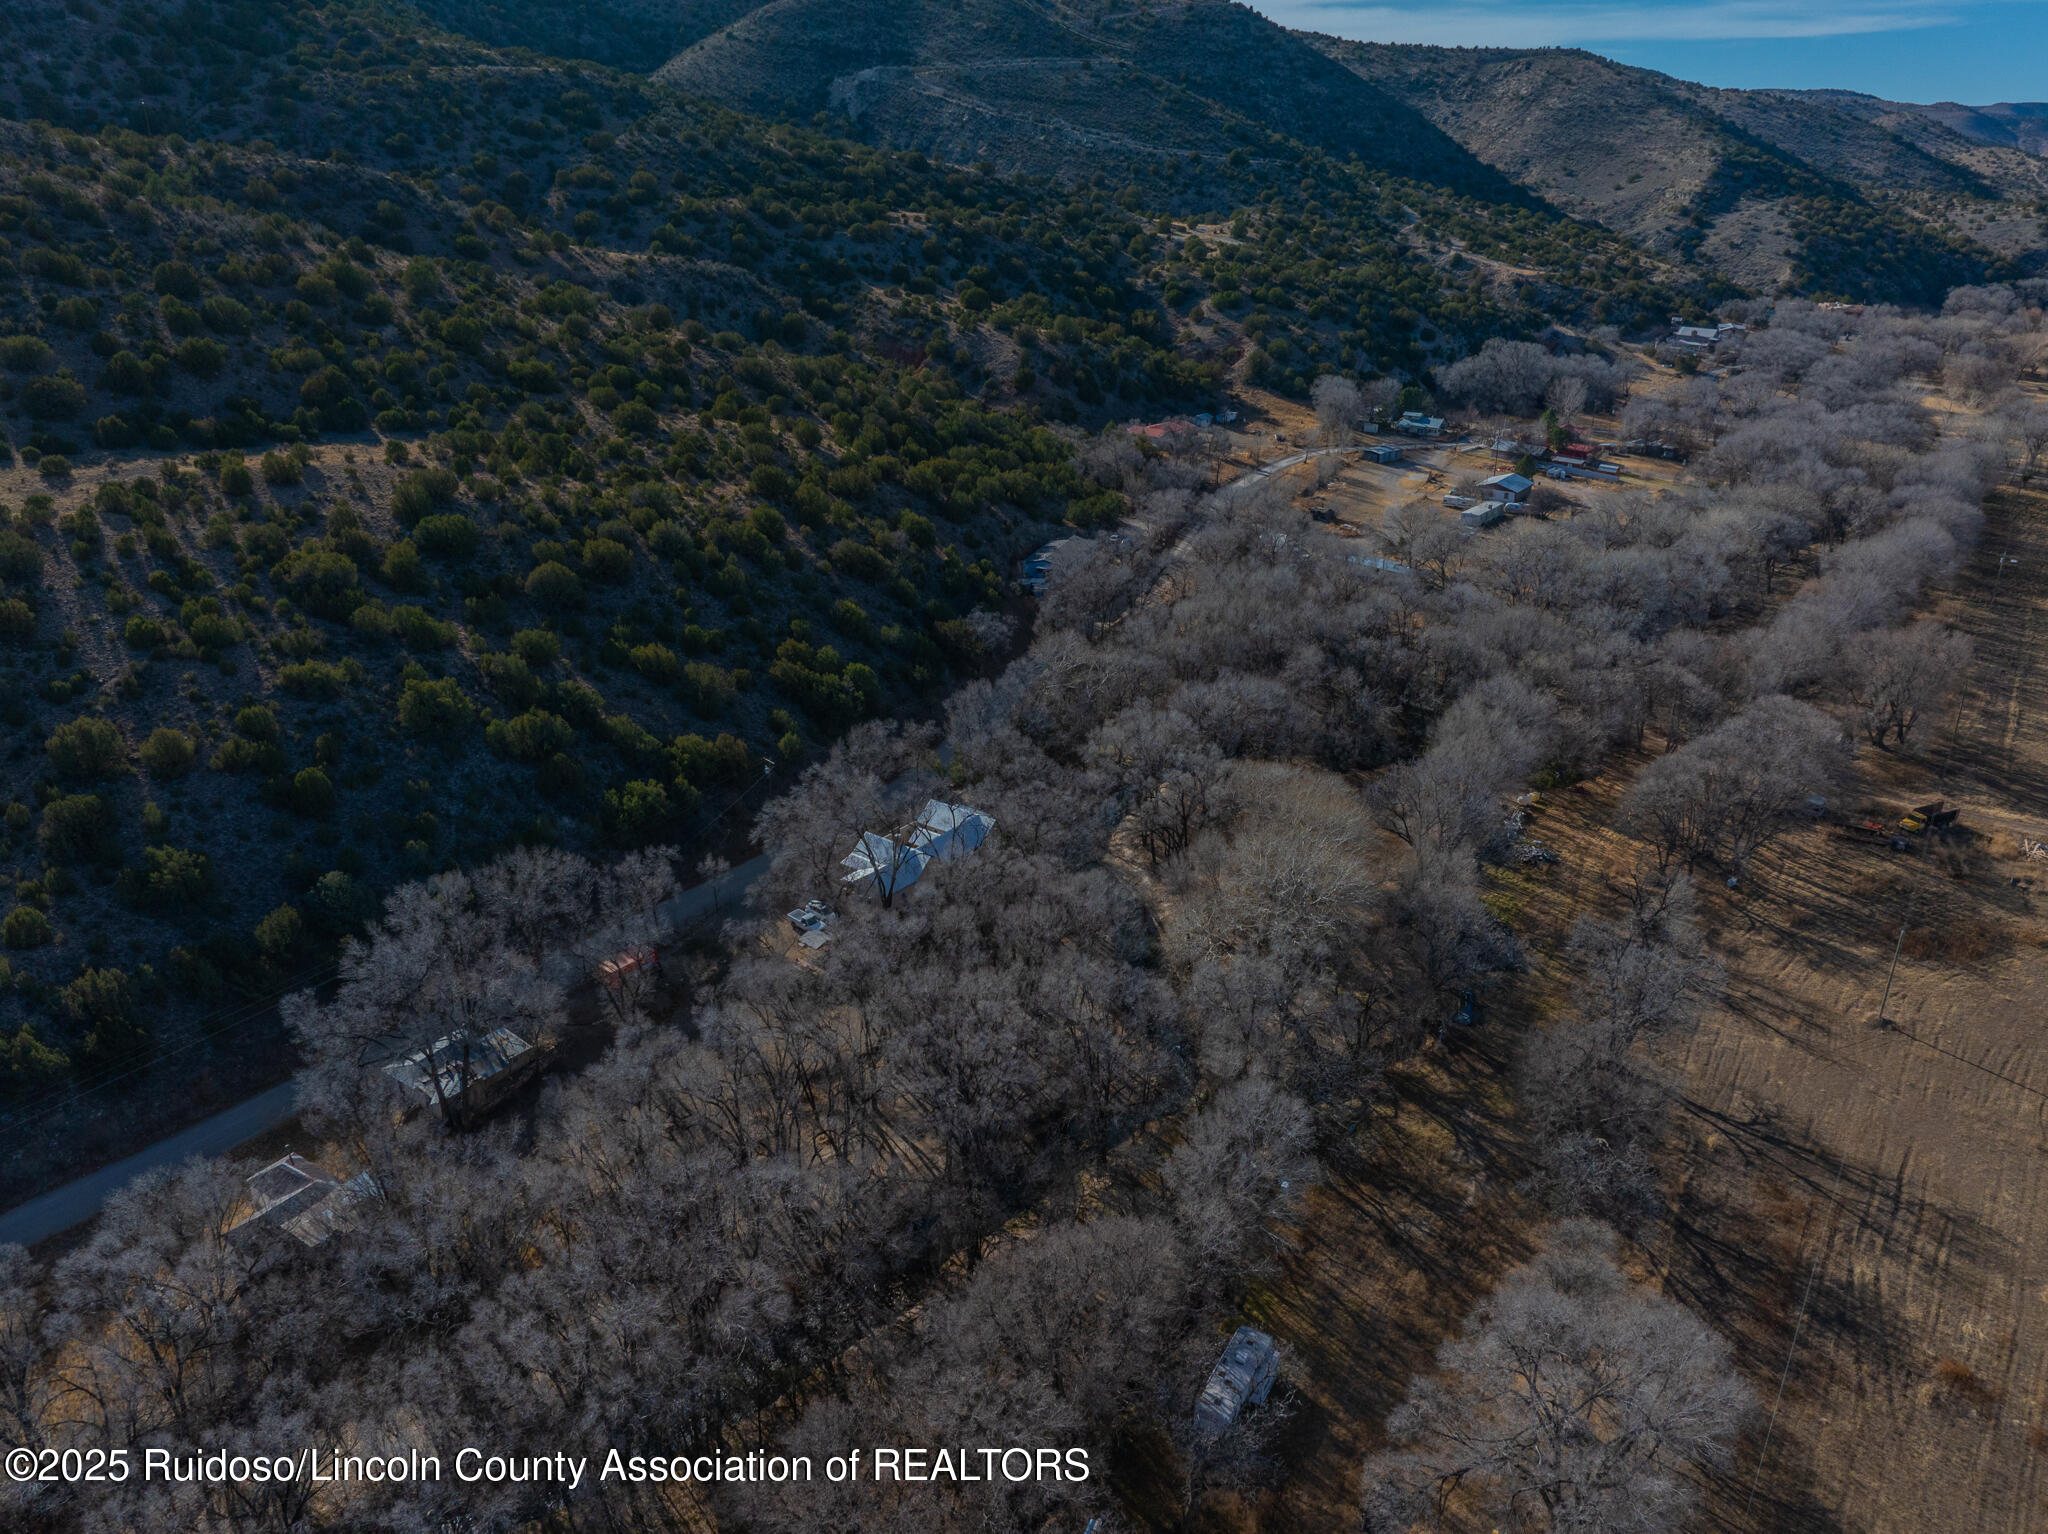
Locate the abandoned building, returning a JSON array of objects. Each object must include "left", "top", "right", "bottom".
[
  {"left": 228, "top": 1152, "right": 380, "bottom": 1248},
  {"left": 1195, "top": 1326, "right": 1280, "bottom": 1438},
  {"left": 382, "top": 1026, "right": 538, "bottom": 1116}
]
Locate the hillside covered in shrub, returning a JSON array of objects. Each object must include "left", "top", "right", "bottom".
[{"left": 0, "top": 0, "right": 1706, "bottom": 1172}]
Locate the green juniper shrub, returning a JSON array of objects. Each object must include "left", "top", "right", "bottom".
[
  {"left": 1, "top": 907, "right": 53, "bottom": 950},
  {"left": 63, "top": 968, "right": 150, "bottom": 1071},
  {"left": 137, "top": 727, "right": 195, "bottom": 778},
  {"left": 40, "top": 793, "right": 118, "bottom": 864},
  {"left": 46, "top": 718, "right": 126, "bottom": 780}
]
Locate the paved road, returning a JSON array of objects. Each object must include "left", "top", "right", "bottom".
[
  {"left": 0, "top": 1082, "right": 301, "bottom": 1249},
  {"left": 659, "top": 850, "right": 770, "bottom": 931},
  {"left": 0, "top": 854, "right": 772, "bottom": 1251}
]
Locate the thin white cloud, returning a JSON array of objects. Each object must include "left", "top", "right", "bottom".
[{"left": 1262, "top": 0, "right": 1963, "bottom": 46}]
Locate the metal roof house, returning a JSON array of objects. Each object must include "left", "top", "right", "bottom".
[
  {"left": 1670, "top": 321, "right": 1747, "bottom": 351},
  {"left": 842, "top": 800, "right": 997, "bottom": 900},
  {"left": 1480, "top": 472, "right": 1533, "bottom": 505},
  {"left": 229, "top": 1153, "right": 381, "bottom": 1248},
  {"left": 1348, "top": 553, "right": 1414, "bottom": 575},
  {"left": 1394, "top": 411, "right": 1445, "bottom": 438},
  {"left": 1195, "top": 1327, "right": 1280, "bottom": 1438},
  {"left": 382, "top": 1026, "right": 537, "bottom": 1116},
  {"left": 1361, "top": 443, "right": 1404, "bottom": 464}
]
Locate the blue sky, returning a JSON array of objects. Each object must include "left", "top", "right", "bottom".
[{"left": 1250, "top": 0, "right": 2048, "bottom": 103}]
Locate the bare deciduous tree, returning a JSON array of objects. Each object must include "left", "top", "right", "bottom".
[
  {"left": 2000, "top": 402, "right": 2048, "bottom": 486},
  {"left": 1518, "top": 868, "right": 1717, "bottom": 1227},
  {"left": 1362, "top": 1221, "right": 1753, "bottom": 1534},
  {"left": 0, "top": 1245, "right": 57, "bottom": 1457},
  {"left": 753, "top": 719, "right": 938, "bottom": 912},
  {"left": 1164, "top": 1078, "right": 1318, "bottom": 1289},
  {"left": 1845, "top": 618, "right": 1973, "bottom": 750},
  {"left": 1312, "top": 374, "right": 1363, "bottom": 444},
  {"left": 288, "top": 870, "right": 563, "bottom": 1133},
  {"left": 1362, "top": 376, "right": 1404, "bottom": 423},
  {"left": 1544, "top": 373, "right": 1588, "bottom": 425},
  {"left": 1622, "top": 695, "right": 1846, "bottom": 876}
]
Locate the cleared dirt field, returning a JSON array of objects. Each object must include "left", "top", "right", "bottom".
[
  {"left": 1198, "top": 466, "right": 2048, "bottom": 1531},
  {"left": 1656, "top": 477, "right": 2048, "bottom": 1534}
]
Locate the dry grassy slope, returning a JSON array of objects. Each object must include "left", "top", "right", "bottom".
[
  {"left": 1299, "top": 42, "right": 1725, "bottom": 247},
  {"left": 1309, "top": 38, "right": 2048, "bottom": 286},
  {"left": 652, "top": 0, "right": 1097, "bottom": 118},
  {"left": 823, "top": 57, "right": 1259, "bottom": 180},
  {"left": 653, "top": 0, "right": 1520, "bottom": 196},
  {"left": 1796, "top": 91, "right": 2048, "bottom": 161},
  {"left": 407, "top": 0, "right": 763, "bottom": 70},
  {"left": 1682, "top": 82, "right": 2033, "bottom": 200}
]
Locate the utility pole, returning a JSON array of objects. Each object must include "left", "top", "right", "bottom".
[
  {"left": 1996, "top": 552, "right": 2024, "bottom": 774},
  {"left": 1876, "top": 889, "right": 1915, "bottom": 1030}
]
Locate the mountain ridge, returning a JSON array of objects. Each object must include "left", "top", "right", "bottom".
[
  {"left": 1788, "top": 90, "right": 2048, "bottom": 158},
  {"left": 651, "top": 0, "right": 1530, "bottom": 201},
  {"left": 1299, "top": 40, "right": 2043, "bottom": 298}
]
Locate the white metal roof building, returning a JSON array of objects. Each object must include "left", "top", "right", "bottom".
[{"left": 841, "top": 801, "right": 997, "bottom": 899}]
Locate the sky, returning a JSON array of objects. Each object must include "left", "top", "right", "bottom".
[{"left": 1250, "top": 0, "right": 2048, "bottom": 104}]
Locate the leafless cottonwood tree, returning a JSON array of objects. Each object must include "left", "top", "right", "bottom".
[
  {"left": 1311, "top": 374, "right": 1363, "bottom": 444},
  {"left": 733, "top": 1216, "right": 1183, "bottom": 1534},
  {"left": 1544, "top": 373, "right": 1588, "bottom": 426},
  {"left": 1518, "top": 868, "right": 1720, "bottom": 1226},
  {"left": 0, "top": 1245, "right": 61, "bottom": 1534},
  {"left": 1040, "top": 533, "right": 1161, "bottom": 642},
  {"left": 1996, "top": 401, "right": 2048, "bottom": 485},
  {"left": 1089, "top": 701, "right": 1234, "bottom": 865},
  {"left": 1164, "top": 1078, "right": 1319, "bottom": 1290},
  {"left": 287, "top": 871, "right": 563, "bottom": 1134},
  {"left": 1361, "top": 1221, "right": 1753, "bottom": 1534},
  {"left": 1358, "top": 374, "right": 1401, "bottom": 423},
  {"left": 1379, "top": 501, "right": 1466, "bottom": 591},
  {"left": 1439, "top": 339, "right": 1635, "bottom": 416},
  {"left": 1622, "top": 694, "right": 1847, "bottom": 876},
  {"left": 1842, "top": 618, "right": 1973, "bottom": 750},
  {"left": 752, "top": 718, "right": 938, "bottom": 913}
]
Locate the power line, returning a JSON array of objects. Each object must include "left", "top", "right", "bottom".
[
  {"left": 0, "top": 958, "right": 338, "bottom": 1144},
  {"left": 1741, "top": 1141, "right": 1851, "bottom": 1526}
]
